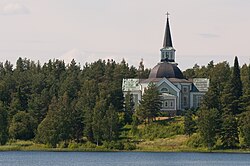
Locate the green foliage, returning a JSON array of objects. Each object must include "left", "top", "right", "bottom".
[
  {"left": 137, "top": 120, "right": 184, "bottom": 140},
  {"left": 0, "top": 57, "right": 249, "bottom": 151},
  {"left": 124, "top": 91, "right": 134, "bottom": 124},
  {"left": 220, "top": 113, "right": 239, "bottom": 148},
  {"left": 103, "top": 141, "right": 124, "bottom": 150},
  {"left": 123, "top": 142, "right": 136, "bottom": 150},
  {"left": 238, "top": 111, "right": 250, "bottom": 147},
  {"left": 186, "top": 133, "right": 203, "bottom": 148},
  {"left": 202, "top": 61, "right": 231, "bottom": 110},
  {"left": 240, "top": 64, "right": 250, "bottom": 112},
  {"left": 36, "top": 97, "right": 60, "bottom": 147},
  {"left": 138, "top": 83, "right": 162, "bottom": 123},
  {"left": 130, "top": 115, "right": 139, "bottom": 136},
  {"left": 197, "top": 108, "right": 220, "bottom": 149},
  {"left": 9, "top": 111, "right": 36, "bottom": 140},
  {"left": 232, "top": 56, "right": 243, "bottom": 100},
  {"left": 0, "top": 103, "right": 8, "bottom": 145},
  {"left": 92, "top": 98, "right": 106, "bottom": 146},
  {"left": 184, "top": 109, "right": 196, "bottom": 136}
]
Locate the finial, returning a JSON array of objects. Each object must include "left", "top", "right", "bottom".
[{"left": 166, "top": 12, "right": 170, "bottom": 19}]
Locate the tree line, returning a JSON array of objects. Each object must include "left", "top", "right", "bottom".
[
  {"left": 183, "top": 57, "right": 250, "bottom": 149},
  {"left": 0, "top": 57, "right": 149, "bottom": 147},
  {"left": 0, "top": 56, "right": 249, "bottom": 150}
]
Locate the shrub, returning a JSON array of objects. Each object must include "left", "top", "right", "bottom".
[
  {"left": 68, "top": 141, "right": 79, "bottom": 149},
  {"left": 80, "top": 141, "right": 96, "bottom": 149},
  {"left": 103, "top": 141, "right": 124, "bottom": 150},
  {"left": 124, "top": 142, "right": 136, "bottom": 150},
  {"left": 186, "top": 133, "right": 203, "bottom": 148}
]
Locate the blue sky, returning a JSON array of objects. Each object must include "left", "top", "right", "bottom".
[{"left": 0, "top": 0, "right": 249, "bottom": 70}]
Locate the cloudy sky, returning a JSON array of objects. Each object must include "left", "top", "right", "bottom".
[{"left": 0, "top": 0, "right": 249, "bottom": 70}]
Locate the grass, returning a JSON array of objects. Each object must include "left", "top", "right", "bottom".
[
  {"left": 1, "top": 139, "right": 250, "bottom": 153},
  {"left": 1, "top": 116, "right": 250, "bottom": 153}
]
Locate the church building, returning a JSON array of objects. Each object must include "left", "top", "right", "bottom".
[{"left": 122, "top": 15, "right": 209, "bottom": 115}]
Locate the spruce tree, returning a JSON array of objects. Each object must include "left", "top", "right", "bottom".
[
  {"left": 36, "top": 97, "right": 60, "bottom": 147},
  {"left": 197, "top": 108, "right": 220, "bottom": 149},
  {"left": 0, "top": 103, "right": 8, "bottom": 145},
  {"left": 102, "top": 104, "right": 119, "bottom": 141},
  {"left": 140, "top": 83, "right": 162, "bottom": 123},
  {"left": 184, "top": 109, "right": 196, "bottom": 136},
  {"left": 220, "top": 113, "right": 239, "bottom": 148},
  {"left": 231, "top": 56, "right": 243, "bottom": 114},
  {"left": 124, "top": 91, "right": 134, "bottom": 124},
  {"left": 9, "top": 111, "right": 36, "bottom": 140},
  {"left": 239, "top": 111, "right": 250, "bottom": 147},
  {"left": 92, "top": 98, "right": 106, "bottom": 146},
  {"left": 240, "top": 64, "right": 250, "bottom": 111}
]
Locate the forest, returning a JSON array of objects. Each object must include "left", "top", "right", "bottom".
[{"left": 0, "top": 57, "right": 249, "bottom": 151}]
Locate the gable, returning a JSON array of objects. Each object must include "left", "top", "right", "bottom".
[{"left": 156, "top": 78, "right": 180, "bottom": 96}]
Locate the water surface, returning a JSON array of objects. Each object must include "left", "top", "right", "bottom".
[{"left": 0, "top": 151, "right": 249, "bottom": 166}]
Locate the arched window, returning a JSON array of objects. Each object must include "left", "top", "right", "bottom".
[{"left": 161, "top": 88, "right": 169, "bottom": 92}]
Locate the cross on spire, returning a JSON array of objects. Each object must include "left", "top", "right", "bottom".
[
  {"left": 166, "top": 12, "right": 170, "bottom": 19},
  {"left": 163, "top": 12, "right": 172, "bottom": 48}
]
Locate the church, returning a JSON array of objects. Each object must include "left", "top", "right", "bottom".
[{"left": 122, "top": 15, "right": 209, "bottom": 115}]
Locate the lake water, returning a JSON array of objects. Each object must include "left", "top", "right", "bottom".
[{"left": 0, "top": 151, "right": 249, "bottom": 166}]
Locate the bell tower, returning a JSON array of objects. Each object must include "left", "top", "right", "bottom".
[{"left": 160, "top": 13, "right": 176, "bottom": 63}]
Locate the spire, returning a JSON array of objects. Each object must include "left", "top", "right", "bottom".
[
  {"left": 160, "top": 13, "right": 176, "bottom": 63},
  {"left": 163, "top": 12, "right": 173, "bottom": 48}
]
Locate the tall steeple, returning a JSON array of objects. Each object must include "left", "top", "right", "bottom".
[
  {"left": 160, "top": 13, "right": 176, "bottom": 63},
  {"left": 163, "top": 13, "right": 173, "bottom": 48}
]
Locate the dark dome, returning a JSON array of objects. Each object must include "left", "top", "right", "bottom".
[{"left": 149, "top": 62, "right": 184, "bottom": 79}]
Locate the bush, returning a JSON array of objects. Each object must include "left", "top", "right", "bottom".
[
  {"left": 58, "top": 141, "right": 68, "bottom": 148},
  {"left": 138, "top": 122, "right": 184, "bottom": 140},
  {"left": 80, "top": 141, "right": 96, "bottom": 149},
  {"left": 9, "top": 112, "right": 36, "bottom": 140},
  {"left": 68, "top": 141, "right": 79, "bottom": 149},
  {"left": 103, "top": 141, "right": 124, "bottom": 150},
  {"left": 186, "top": 133, "right": 203, "bottom": 148},
  {"left": 124, "top": 142, "right": 136, "bottom": 150}
]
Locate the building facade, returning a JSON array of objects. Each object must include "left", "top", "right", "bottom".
[{"left": 122, "top": 15, "right": 209, "bottom": 115}]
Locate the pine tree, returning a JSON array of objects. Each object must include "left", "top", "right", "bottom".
[
  {"left": 92, "top": 98, "right": 106, "bottom": 146},
  {"left": 197, "top": 108, "right": 220, "bottom": 149},
  {"left": 102, "top": 104, "right": 119, "bottom": 141},
  {"left": 232, "top": 56, "right": 243, "bottom": 99},
  {"left": 240, "top": 64, "right": 250, "bottom": 111},
  {"left": 220, "top": 81, "right": 235, "bottom": 114},
  {"left": 140, "top": 83, "right": 162, "bottom": 123},
  {"left": 0, "top": 102, "right": 8, "bottom": 145},
  {"left": 9, "top": 111, "right": 36, "bottom": 140},
  {"left": 184, "top": 109, "right": 196, "bottom": 136},
  {"left": 124, "top": 91, "right": 134, "bottom": 124},
  {"left": 36, "top": 97, "right": 60, "bottom": 147},
  {"left": 239, "top": 111, "right": 250, "bottom": 147},
  {"left": 202, "top": 62, "right": 231, "bottom": 111},
  {"left": 231, "top": 56, "right": 243, "bottom": 114},
  {"left": 220, "top": 113, "right": 239, "bottom": 148}
]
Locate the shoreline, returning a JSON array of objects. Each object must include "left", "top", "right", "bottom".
[{"left": 1, "top": 146, "right": 250, "bottom": 154}]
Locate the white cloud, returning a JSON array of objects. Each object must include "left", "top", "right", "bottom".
[{"left": 0, "top": 3, "right": 30, "bottom": 15}]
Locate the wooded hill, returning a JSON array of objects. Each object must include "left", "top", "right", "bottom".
[{"left": 0, "top": 57, "right": 249, "bottom": 150}]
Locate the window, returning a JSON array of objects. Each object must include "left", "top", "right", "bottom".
[
  {"left": 165, "top": 102, "right": 168, "bottom": 107},
  {"left": 183, "top": 96, "right": 187, "bottom": 106},
  {"left": 197, "top": 96, "right": 202, "bottom": 107},
  {"left": 183, "top": 86, "right": 188, "bottom": 93},
  {"left": 161, "top": 88, "right": 169, "bottom": 92}
]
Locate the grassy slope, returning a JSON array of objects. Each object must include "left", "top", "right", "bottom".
[{"left": 1, "top": 117, "right": 250, "bottom": 153}]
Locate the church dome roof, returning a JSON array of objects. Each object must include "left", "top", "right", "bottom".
[{"left": 148, "top": 62, "right": 184, "bottom": 79}]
